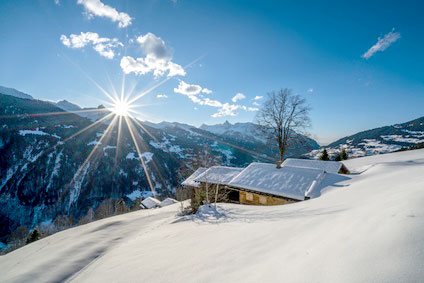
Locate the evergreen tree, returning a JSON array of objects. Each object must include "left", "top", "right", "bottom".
[
  {"left": 320, "top": 149, "right": 330, "bottom": 161},
  {"left": 341, "top": 148, "right": 348, "bottom": 160},
  {"left": 334, "top": 153, "right": 342, "bottom": 161}
]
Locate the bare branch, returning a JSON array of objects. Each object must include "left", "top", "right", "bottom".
[{"left": 255, "top": 88, "right": 311, "bottom": 161}]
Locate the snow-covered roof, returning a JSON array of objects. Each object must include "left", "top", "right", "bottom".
[
  {"left": 181, "top": 167, "right": 207, "bottom": 188},
  {"left": 159, "top": 198, "right": 179, "bottom": 207},
  {"left": 282, "top": 158, "right": 345, "bottom": 174},
  {"left": 194, "top": 166, "right": 244, "bottom": 185},
  {"left": 228, "top": 163, "right": 326, "bottom": 200},
  {"left": 140, "top": 197, "right": 161, "bottom": 209}
]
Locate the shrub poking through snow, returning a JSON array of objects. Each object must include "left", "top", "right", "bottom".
[{"left": 26, "top": 229, "right": 40, "bottom": 244}]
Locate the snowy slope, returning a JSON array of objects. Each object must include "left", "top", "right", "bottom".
[
  {"left": 308, "top": 116, "right": 424, "bottom": 159},
  {"left": 1, "top": 93, "right": 281, "bottom": 241},
  {"left": 53, "top": 100, "right": 110, "bottom": 122},
  {"left": 1, "top": 150, "right": 424, "bottom": 282},
  {"left": 200, "top": 120, "right": 266, "bottom": 143},
  {"left": 0, "top": 86, "right": 33, "bottom": 100},
  {"left": 200, "top": 120, "right": 320, "bottom": 150},
  {"left": 55, "top": 100, "right": 82, "bottom": 112}
]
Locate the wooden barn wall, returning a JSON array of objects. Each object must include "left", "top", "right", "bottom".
[{"left": 239, "top": 191, "right": 297, "bottom": 206}]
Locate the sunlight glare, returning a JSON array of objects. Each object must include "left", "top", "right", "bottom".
[{"left": 113, "top": 100, "right": 131, "bottom": 116}]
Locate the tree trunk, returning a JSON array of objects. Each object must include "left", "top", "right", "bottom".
[
  {"left": 278, "top": 135, "right": 285, "bottom": 161},
  {"left": 214, "top": 184, "right": 219, "bottom": 207},
  {"left": 205, "top": 183, "right": 209, "bottom": 205}
]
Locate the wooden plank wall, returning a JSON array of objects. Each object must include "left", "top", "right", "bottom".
[{"left": 239, "top": 191, "right": 297, "bottom": 206}]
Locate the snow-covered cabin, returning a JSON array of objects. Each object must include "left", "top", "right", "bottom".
[
  {"left": 182, "top": 166, "right": 244, "bottom": 203},
  {"left": 159, "top": 198, "right": 179, "bottom": 207},
  {"left": 228, "top": 163, "right": 326, "bottom": 204},
  {"left": 182, "top": 159, "right": 350, "bottom": 206},
  {"left": 140, "top": 197, "right": 161, "bottom": 209},
  {"left": 282, "top": 158, "right": 350, "bottom": 174},
  {"left": 194, "top": 166, "right": 244, "bottom": 185},
  {"left": 181, "top": 167, "right": 207, "bottom": 189}
]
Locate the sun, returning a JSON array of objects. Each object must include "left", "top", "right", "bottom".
[{"left": 112, "top": 100, "right": 131, "bottom": 116}]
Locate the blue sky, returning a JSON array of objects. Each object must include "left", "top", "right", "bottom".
[{"left": 1, "top": 0, "right": 423, "bottom": 144}]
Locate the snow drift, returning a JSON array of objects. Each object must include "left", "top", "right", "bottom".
[{"left": 1, "top": 149, "right": 424, "bottom": 282}]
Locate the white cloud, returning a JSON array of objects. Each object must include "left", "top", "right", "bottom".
[
  {"left": 174, "top": 81, "right": 203, "bottom": 96},
  {"left": 156, "top": 94, "right": 168, "bottom": 98},
  {"left": 137, "top": 33, "right": 170, "bottom": 59},
  {"left": 231, "top": 93, "right": 246, "bottom": 103},
  {"left": 212, "top": 103, "right": 239, "bottom": 118},
  {"left": 210, "top": 104, "right": 258, "bottom": 117},
  {"left": 252, "top": 101, "right": 260, "bottom": 106},
  {"left": 253, "top": 95, "right": 263, "bottom": 100},
  {"left": 120, "top": 55, "right": 185, "bottom": 77},
  {"left": 173, "top": 81, "right": 212, "bottom": 96},
  {"left": 307, "top": 88, "right": 314, "bottom": 93},
  {"left": 120, "top": 33, "right": 185, "bottom": 77},
  {"left": 173, "top": 82, "right": 257, "bottom": 118},
  {"left": 173, "top": 81, "right": 257, "bottom": 117},
  {"left": 210, "top": 103, "right": 258, "bottom": 117},
  {"left": 203, "top": 98, "right": 222, "bottom": 107},
  {"left": 362, "top": 29, "right": 401, "bottom": 59},
  {"left": 60, "top": 32, "right": 122, "bottom": 59},
  {"left": 77, "top": 0, "right": 132, "bottom": 28},
  {"left": 201, "top": 88, "right": 212, "bottom": 94}
]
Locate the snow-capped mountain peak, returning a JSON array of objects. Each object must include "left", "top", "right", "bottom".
[
  {"left": 55, "top": 100, "right": 82, "bottom": 112},
  {"left": 0, "top": 85, "right": 33, "bottom": 100},
  {"left": 200, "top": 121, "right": 260, "bottom": 137}
]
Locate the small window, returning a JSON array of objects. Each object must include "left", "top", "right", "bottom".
[
  {"left": 259, "top": 196, "right": 267, "bottom": 205},
  {"left": 246, "top": 192, "right": 253, "bottom": 201}
]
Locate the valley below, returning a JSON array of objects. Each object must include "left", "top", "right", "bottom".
[{"left": 1, "top": 149, "right": 423, "bottom": 282}]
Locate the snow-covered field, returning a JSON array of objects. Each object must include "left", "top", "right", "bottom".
[{"left": 1, "top": 149, "right": 424, "bottom": 282}]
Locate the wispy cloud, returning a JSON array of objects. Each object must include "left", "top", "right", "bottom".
[
  {"left": 174, "top": 81, "right": 204, "bottom": 95},
  {"left": 60, "top": 32, "right": 122, "bottom": 59},
  {"left": 362, "top": 29, "right": 401, "bottom": 59},
  {"left": 307, "top": 88, "right": 314, "bottom": 93},
  {"left": 231, "top": 93, "right": 246, "bottom": 102},
  {"left": 202, "top": 88, "right": 212, "bottom": 94},
  {"left": 120, "top": 33, "right": 185, "bottom": 77},
  {"left": 156, "top": 94, "right": 168, "bottom": 99},
  {"left": 174, "top": 81, "right": 257, "bottom": 117},
  {"left": 253, "top": 95, "right": 263, "bottom": 100},
  {"left": 77, "top": 0, "right": 132, "bottom": 28}
]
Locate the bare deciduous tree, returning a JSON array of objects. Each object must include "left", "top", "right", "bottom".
[
  {"left": 255, "top": 88, "right": 311, "bottom": 161},
  {"left": 177, "top": 147, "right": 221, "bottom": 213}
]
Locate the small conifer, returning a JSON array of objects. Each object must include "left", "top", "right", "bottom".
[
  {"left": 320, "top": 149, "right": 330, "bottom": 161},
  {"left": 341, "top": 149, "right": 348, "bottom": 160}
]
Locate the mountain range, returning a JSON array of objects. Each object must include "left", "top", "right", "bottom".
[
  {"left": 1, "top": 85, "right": 423, "bottom": 247},
  {"left": 0, "top": 86, "right": 317, "bottom": 244},
  {"left": 307, "top": 116, "right": 424, "bottom": 159}
]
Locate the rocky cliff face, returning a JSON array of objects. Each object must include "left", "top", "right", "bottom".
[{"left": 0, "top": 93, "right": 319, "bottom": 243}]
